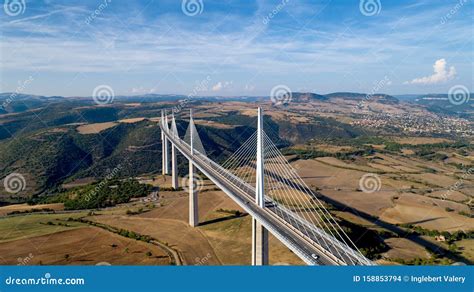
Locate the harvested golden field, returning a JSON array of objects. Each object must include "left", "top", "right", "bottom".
[
  {"left": 445, "top": 156, "right": 472, "bottom": 165},
  {"left": 0, "top": 227, "right": 170, "bottom": 265},
  {"left": 76, "top": 122, "right": 117, "bottom": 134},
  {"left": 194, "top": 120, "right": 237, "bottom": 129},
  {"left": 379, "top": 194, "right": 473, "bottom": 232},
  {"left": 139, "top": 189, "right": 234, "bottom": 223},
  {"left": 324, "top": 190, "right": 395, "bottom": 216},
  {"left": 0, "top": 203, "right": 64, "bottom": 216},
  {"left": 76, "top": 117, "right": 147, "bottom": 134},
  {"left": 89, "top": 186, "right": 303, "bottom": 265},
  {"left": 382, "top": 238, "right": 431, "bottom": 261},
  {"left": 428, "top": 190, "right": 468, "bottom": 202},
  {"left": 366, "top": 156, "right": 422, "bottom": 173},
  {"left": 456, "top": 239, "right": 474, "bottom": 262},
  {"left": 406, "top": 173, "right": 460, "bottom": 188},
  {"left": 88, "top": 189, "right": 226, "bottom": 265},
  {"left": 0, "top": 145, "right": 469, "bottom": 266},
  {"left": 119, "top": 117, "right": 146, "bottom": 123},
  {"left": 292, "top": 159, "right": 367, "bottom": 190},
  {"left": 375, "top": 154, "right": 450, "bottom": 173},
  {"left": 148, "top": 117, "right": 161, "bottom": 122},
  {"left": 315, "top": 157, "right": 379, "bottom": 173},
  {"left": 291, "top": 156, "right": 473, "bottom": 231},
  {"left": 394, "top": 137, "right": 452, "bottom": 145},
  {"left": 200, "top": 212, "right": 304, "bottom": 265},
  {"left": 88, "top": 214, "right": 221, "bottom": 265},
  {"left": 401, "top": 149, "right": 415, "bottom": 155}
]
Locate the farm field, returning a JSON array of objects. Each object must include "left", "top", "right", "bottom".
[
  {"left": 0, "top": 98, "right": 472, "bottom": 266},
  {"left": 0, "top": 227, "right": 170, "bottom": 265}
]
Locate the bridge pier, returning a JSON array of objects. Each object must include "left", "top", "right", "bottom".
[
  {"left": 188, "top": 109, "right": 199, "bottom": 227},
  {"left": 171, "top": 145, "right": 178, "bottom": 189},
  {"left": 161, "top": 110, "right": 165, "bottom": 175},
  {"left": 161, "top": 128, "right": 165, "bottom": 175},
  {"left": 162, "top": 136, "right": 170, "bottom": 175},
  {"left": 252, "top": 219, "right": 269, "bottom": 265},
  {"left": 189, "top": 161, "right": 198, "bottom": 227}
]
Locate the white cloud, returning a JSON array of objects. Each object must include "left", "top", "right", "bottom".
[
  {"left": 244, "top": 84, "right": 255, "bottom": 91},
  {"left": 405, "top": 59, "right": 456, "bottom": 85},
  {"left": 211, "top": 82, "right": 223, "bottom": 91},
  {"left": 212, "top": 81, "right": 232, "bottom": 92},
  {"left": 1, "top": 1, "right": 472, "bottom": 96},
  {"left": 131, "top": 86, "right": 156, "bottom": 94}
]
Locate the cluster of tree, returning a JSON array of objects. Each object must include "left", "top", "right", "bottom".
[
  {"left": 282, "top": 147, "right": 374, "bottom": 161},
  {"left": 392, "top": 255, "right": 452, "bottom": 266},
  {"left": 458, "top": 211, "right": 473, "bottom": 218},
  {"left": 383, "top": 141, "right": 402, "bottom": 152},
  {"left": 414, "top": 150, "right": 448, "bottom": 161},
  {"left": 216, "top": 208, "right": 243, "bottom": 217},
  {"left": 46, "top": 179, "right": 152, "bottom": 210},
  {"left": 117, "top": 228, "right": 152, "bottom": 243},
  {"left": 318, "top": 136, "right": 472, "bottom": 158},
  {"left": 7, "top": 208, "right": 55, "bottom": 215},
  {"left": 326, "top": 136, "right": 385, "bottom": 147},
  {"left": 399, "top": 224, "right": 473, "bottom": 243},
  {"left": 73, "top": 217, "right": 154, "bottom": 243},
  {"left": 125, "top": 207, "right": 153, "bottom": 215},
  {"left": 377, "top": 140, "right": 471, "bottom": 159},
  {"left": 40, "top": 220, "right": 71, "bottom": 227}
]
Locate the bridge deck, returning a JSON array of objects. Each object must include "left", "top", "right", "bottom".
[{"left": 162, "top": 128, "right": 372, "bottom": 266}]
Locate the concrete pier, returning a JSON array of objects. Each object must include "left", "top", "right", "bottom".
[
  {"left": 252, "top": 219, "right": 269, "bottom": 265},
  {"left": 171, "top": 145, "right": 178, "bottom": 189}
]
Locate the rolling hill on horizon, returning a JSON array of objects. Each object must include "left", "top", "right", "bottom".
[{"left": 0, "top": 92, "right": 472, "bottom": 204}]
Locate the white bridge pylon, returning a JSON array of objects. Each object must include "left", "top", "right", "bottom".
[
  {"left": 161, "top": 110, "right": 169, "bottom": 175},
  {"left": 252, "top": 107, "right": 268, "bottom": 265},
  {"left": 160, "top": 107, "right": 373, "bottom": 266}
]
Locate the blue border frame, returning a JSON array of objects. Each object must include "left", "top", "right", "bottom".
[{"left": 0, "top": 266, "right": 472, "bottom": 291}]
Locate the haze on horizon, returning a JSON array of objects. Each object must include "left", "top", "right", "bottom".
[{"left": 0, "top": 0, "right": 472, "bottom": 97}]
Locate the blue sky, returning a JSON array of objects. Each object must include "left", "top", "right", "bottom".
[{"left": 1, "top": 0, "right": 472, "bottom": 97}]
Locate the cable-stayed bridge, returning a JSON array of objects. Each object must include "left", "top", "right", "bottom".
[{"left": 160, "top": 108, "right": 373, "bottom": 266}]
